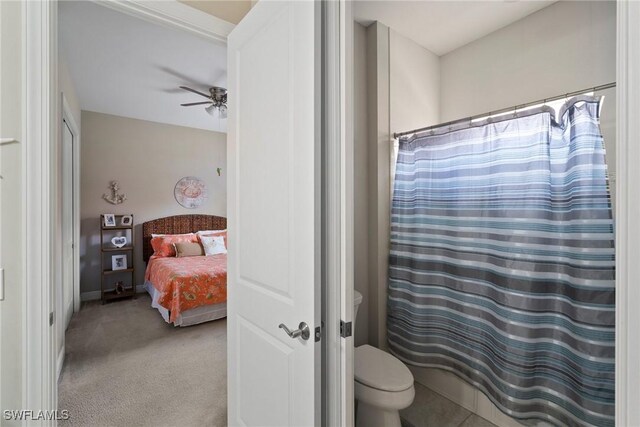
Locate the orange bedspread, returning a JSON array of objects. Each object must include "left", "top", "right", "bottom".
[{"left": 145, "top": 255, "right": 227, "bottom": 322}]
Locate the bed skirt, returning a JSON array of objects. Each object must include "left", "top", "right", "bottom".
[{"left": 143, "top": 280, "right": 227, "bottom": 327}]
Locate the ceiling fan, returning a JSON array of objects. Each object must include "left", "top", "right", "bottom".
[{"left": 179, "top": 85, "right": 227, "bottom": 119}]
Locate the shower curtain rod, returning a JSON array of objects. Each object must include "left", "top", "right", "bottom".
[{"left": 393, "top": 81, "right": 617, "bottom": 139}]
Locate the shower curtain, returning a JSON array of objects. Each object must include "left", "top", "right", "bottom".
[{"left": 388, "top": 97, "right": 614, "bottom": 427}]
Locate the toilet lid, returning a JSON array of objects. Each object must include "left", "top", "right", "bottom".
[{"left": 354, "top": 345, "right": 413, "bottom": 392}]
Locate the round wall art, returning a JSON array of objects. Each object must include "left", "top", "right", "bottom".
[{"left": 174, "top": 176, "right": 208, "bottom": 209}]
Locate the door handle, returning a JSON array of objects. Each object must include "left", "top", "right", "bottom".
[{"left": 279, "top": 322, "right": 310, "bottom": 341}]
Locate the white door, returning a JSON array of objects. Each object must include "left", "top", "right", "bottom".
[
  {"left": 226, "top": 1, "right": 321, "bottom": 426},
  {"left": 62, "top": 119, "right": 74, "bottom": 329}
]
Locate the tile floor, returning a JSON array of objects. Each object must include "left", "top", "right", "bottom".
[{"left": 400, "top": 382, "right": 498, "bottom": 427}]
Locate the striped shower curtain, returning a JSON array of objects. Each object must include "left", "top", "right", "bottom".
[{"left": 388, "top": 98, "right": 615, "bottom": 427}]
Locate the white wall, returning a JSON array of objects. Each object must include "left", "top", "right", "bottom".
[
  {"left": 365, "top": 22, "right": 391, "bottom": 348},
  {"left": 55, "top": 55, "right": 82, "bottom": 371},
  {"left": 440, "top": 1, "right": 615, "bottom": 121},
  {"left": 360, "top": 22, "right": 440, "bottom": 348},
  {"left": 59, "top": 58, "right": 81, "bottom": 129},
  {"left": 353, "top": 22, "right": 369, "bottom": 347},
  {"left": 0, "top": 1, "right": 24, "bottom": 419},
  {"left": 390, "top": 30, "right": 440, "bottom": 137},
  {"left": 80, "top": 111, "right": 227, "bottom": 296}
]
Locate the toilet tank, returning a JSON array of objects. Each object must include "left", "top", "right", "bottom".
[{"left": 353, "top": 290, "right": 363, "bottom": 334}]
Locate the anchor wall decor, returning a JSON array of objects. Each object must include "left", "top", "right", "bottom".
[{"left": 103, "top": 181, "right": 127, "bottom": 205}]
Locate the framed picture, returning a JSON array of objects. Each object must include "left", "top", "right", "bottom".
[
  {"left": 103, "top": 214, "right": 116, "bottom": 227},
  {"left": 111, "top": 236, "right": 127, "bottom": 248},
  {"left": 121, "top": 215, "right": 133, "bottom": 226},
  {"left": 112, "top": 254, "right": 127, "bottom": 271}
]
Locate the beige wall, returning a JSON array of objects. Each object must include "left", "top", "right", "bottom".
[
  {"left": 390, "top": 30, "right": 440, "bottom": 137},
  {"left": 178, "top": 0, "right": 252, "bottom": 24},
  {"left": 439, "top": 0, "right": 617, "bottom": 213},
  {"left": 0, "top": 0, "right": 23, "bottom": 419},
  {"left": 359, "top": 22, "right": 440, "bottom": 349},
  {"left": 80, "top": 111, "right": 227, "bottom": 295},
  {"left": 440, "top": 1, "right": 616, "bottom": 121},
  {"left": 365, "top": 22, "right": 390, "bottom": 349}
]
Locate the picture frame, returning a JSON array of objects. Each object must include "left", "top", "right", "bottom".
[
  {"left": 121, "top": 215, "right": 133, "bottom": 226},
  {"left": 103, "top": 214, "right": 116, "bottom": 227},
  {"left": 111, "top": 236, "right": 127, "bottom": 248},
  {"left": 111, "top": 254, "right": 127, "bottom": 271}
]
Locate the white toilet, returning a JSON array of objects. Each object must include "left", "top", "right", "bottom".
[{"left": 353, "top": 291, "right": 415, "bottom": 427}]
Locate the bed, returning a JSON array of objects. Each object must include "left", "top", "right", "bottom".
[{"left": 142, "top": 214, "right": 227, "bottom": 327}]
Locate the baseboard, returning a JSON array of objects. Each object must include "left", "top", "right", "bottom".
[
  {"left": 80, "top": 285, "right": 146, "bottom": 301},
  {"left": 57, "top": 345, "right": 65, "bottom": 381},
  {"left": 80, "top": 290, "right": 101, "bottom": 301}
]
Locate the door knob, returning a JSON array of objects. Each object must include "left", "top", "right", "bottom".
[{"left": 279, "top": 322, "right": 310, "bottom": 341}]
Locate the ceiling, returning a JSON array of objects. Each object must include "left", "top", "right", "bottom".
[
  {"left": 59, "top": 1, "right": 227, "bottom": 133},
  {"left": 354, "top": 0, "right": 556, "bottom": 56},
  {"left": 177, "top": 0, "right": 252, "bottom": 24}
]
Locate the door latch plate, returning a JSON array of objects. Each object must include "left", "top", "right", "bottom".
[{"left": 340, "top": 320, "right": 352, "bottom": 338}]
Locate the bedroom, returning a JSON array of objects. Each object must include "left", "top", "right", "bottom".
[{"left": 56, "top": 1, "right": 232, "bottom": 424}]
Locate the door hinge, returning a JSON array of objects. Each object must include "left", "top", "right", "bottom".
[
  {"left": 340, "top": 320, "right": 352, "bottom": 338},
  {"left": 49, "top": 311, "right": 55, "bottom": 326}
]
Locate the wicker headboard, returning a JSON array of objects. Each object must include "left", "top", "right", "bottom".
[{"left": 142, "top": 214, "right": 227, "bottom": 262}]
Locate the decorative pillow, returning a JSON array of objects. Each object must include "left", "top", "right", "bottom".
[
  {"left": 174, "top": 241, "right": 205, "bottom": 257},
  {"left": 197, "top": 229, "right": 226, "bottom": 235},
  {"left": 200, "top": 235, "right": 227, "bottom": 256},
  {"left": 150, "top": 233, "right": 198, "bottom": 257},
  {"left": 151, "top": 232, "right": 194, "bottom": 238},
  {"left": 198, "top": 230, "right": 227, "bottom": 248}
]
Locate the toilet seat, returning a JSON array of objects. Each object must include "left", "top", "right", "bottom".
[{"left": 354, "top": 345, "right": 413, "bottom": 392}]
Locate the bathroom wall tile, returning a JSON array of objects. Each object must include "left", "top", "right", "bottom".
[{"left": 400, "top": 382, "right": 471, "bottom": 427}]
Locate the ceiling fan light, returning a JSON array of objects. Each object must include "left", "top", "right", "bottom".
[
  {"left": 219, "top": 105, "right": 227, "bottom": 119},
  {"left": 205, "top": 104, "right": 216, "bottom": 116}
]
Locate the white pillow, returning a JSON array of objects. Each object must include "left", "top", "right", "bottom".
[
  {"left": 196, "top": 229, "right": 226, "bottom": 235},
  {"left": 200, "top": 235, "right": 227, "bottom": 256},
  {"left": 151, "top": 232, "right": 195, "bottom": 238}
]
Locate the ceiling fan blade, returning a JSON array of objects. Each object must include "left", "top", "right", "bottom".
[
  {"left": 181, "top": 101, "right": 212, "bottom": 107},
  {"left": 179, "top": 86, "right": 211, "bottom": 99}
]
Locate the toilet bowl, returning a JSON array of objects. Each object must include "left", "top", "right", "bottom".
[{"left": 353, "top": 291, "right": 415, "bottom": 427}]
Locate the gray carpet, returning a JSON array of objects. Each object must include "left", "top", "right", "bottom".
[{"left": 58, "top": 295, "right": 227, "bottom": 427}]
